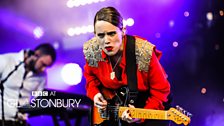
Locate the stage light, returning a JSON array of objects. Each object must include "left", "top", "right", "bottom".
[
  {"left": 73, "top": 0, "right": 80, "bottom": 7},
  {"left": 169, "top": 20, "right": 174, "bottom": 27},
  {"left": 53, "top": 42, "right": 60, "bottom": 49},
  {"left": 80, "top": 0, "right": 87, "bottom": 6},
  {"left": 67, "top": 18, "right": 132, "bottom": 36},
  {"left": 93, "top": 0, "right": 100, "bottom": 3},
  {"left": 201, "top": 87, "right": 207, "bottom": 94},
  {"left": 74, "top": 27, "right": 81, "bottom": 35},
  {"left": 206, "top": 12, "right": 213, "bottom": 21},
  {"left": 80, "top": 26, "right": 88, "bottom": 34},
  {"left": 33, "top": 26, "right": 44, "bottom": 39},
  {"left": 87, "top": 25, "right": 94, "bottom": 33},
  {"left": 155, "top": 32, "right": 161, "bottom": 38},
  {"left": 67, "top": 28, "right": 75, "bottom": 36},
  {"left": 61, "top": 63, "right": 82, "bottom": 85},
  {"left": 220, "top": 10, "right": 224, "bottom": 16},
  {"left": 126, "top": 18, "right": 134, "bottom": 26},
  {"left": 66, "top": 0, "right": 74, "bottom": 8},
  {"left": 87, "top": 0, "right": 93, "bottom": 4},
  {"left": 67, "top": 25, "right": 93, "bottom": 36},
  {"left": 172, "top": 41, "right": 178, "bottom": 47},
  {"left": 184, "top": 11, "right": 190, "bottom": 17},
  {"left": 123, "top": 18, "right": 134, "bottom": 27},
  {"left": 66, "top": 0, "right": 107, "bottom": 8}
]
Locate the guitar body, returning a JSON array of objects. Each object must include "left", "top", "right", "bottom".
[
  {"left": 92, "top": 87, "right": 191, "bottom": 126},
  {"left": 92, "top": 87, "right": 129, "bottom": 125},
  {"left": 92, "top": 106, "right": 105, "bottom": 125}
]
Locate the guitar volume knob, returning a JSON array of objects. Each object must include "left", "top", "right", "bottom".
[{"left": 130, "top": 100, "right": 134, "bottom": 104}]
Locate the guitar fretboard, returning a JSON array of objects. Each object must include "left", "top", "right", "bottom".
[{"left": 119, "top": 107, "right": 168, "bottom": 120}]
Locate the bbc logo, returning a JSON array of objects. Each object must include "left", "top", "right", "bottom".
[{"left": 32, "top": 91, "right": 48, "bottom": 96}]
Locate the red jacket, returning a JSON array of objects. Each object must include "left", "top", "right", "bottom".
[{"left": 83, "top": 35, "right": 170, "bottom": 110}]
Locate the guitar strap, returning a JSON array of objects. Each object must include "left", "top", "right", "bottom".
[{"left": 125, "top": 35, "right": 138, "bottom": 105}]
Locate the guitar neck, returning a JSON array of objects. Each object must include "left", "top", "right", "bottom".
[{"left": 119, "top": 107, "right": 168, "bottom": 120}]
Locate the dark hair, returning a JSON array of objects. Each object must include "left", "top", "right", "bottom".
[
  {"left": 34, "top": 43, "right": 56, "bottom": 63},
  {"left": 94, "top": 7, "right": 123, "bottom": 33}
]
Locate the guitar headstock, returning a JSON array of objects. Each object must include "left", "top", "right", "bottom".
[{"left": 167, "top": 106, "right": 192, "bottom": 126}]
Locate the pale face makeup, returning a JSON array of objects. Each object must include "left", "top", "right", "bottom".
[{"left": 95, "top": 20, "right": 124, "bottom": 56}]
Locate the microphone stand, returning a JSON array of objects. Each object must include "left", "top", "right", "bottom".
[{"left": 1, "top": 61, "right": 24, "bottom": 126}]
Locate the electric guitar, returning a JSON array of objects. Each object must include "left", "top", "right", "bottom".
[{"left": 92, "top": 87, "right": 191, "bottom": 125}]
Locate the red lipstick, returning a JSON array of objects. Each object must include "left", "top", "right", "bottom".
[{"left": 105, "top": 46, "right": 113, "bottom": 51}]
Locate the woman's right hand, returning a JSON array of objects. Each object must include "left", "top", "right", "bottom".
[{"left": 93, "top": 93, "right": 107, "bottom": 110}]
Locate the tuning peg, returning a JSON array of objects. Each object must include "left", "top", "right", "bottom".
[
  {"left": 176, "top": 105, "right": 180, "bottom": 112},
  {"left": 179, "top": 107, "right": 183, "bottom": 113},
  {"left": 176, "top": 105, "right": 184, "bottom": 112},
  {"left": 187, "top": 112, "right": 193, "bottom": 118},
  {"left": 186, "top": 111, "right": 192, "bottom": 117}
]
